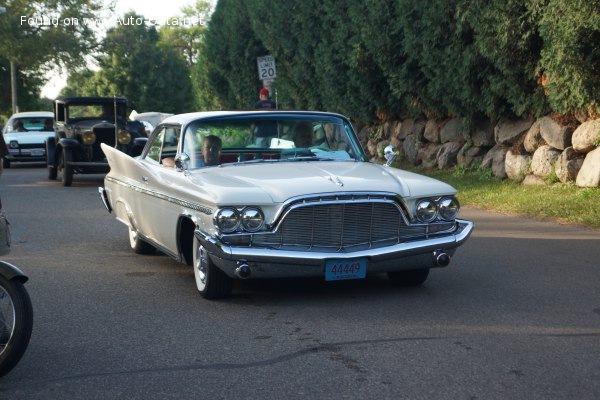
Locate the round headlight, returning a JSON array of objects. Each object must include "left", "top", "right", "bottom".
[
  {"left": 82, "top": 131, "right": 96, "bottom": 145},
  {"left": 9, "top": 140, "right": 18, "bottom": 149},
  {"left": 438, "top": 197, "right": 460, "bottom": 221},
  {"left": 241, "top": 207, "right": 264, "bottom": 232},
  {"left": 416, "top": 199, "right": 437, "bottom": 223},
  {"left": 118, "top": 130, "right": 132, "bottom": 145},
  {"left": 215, "top": 208, "right": 240, "bottom": 233}
]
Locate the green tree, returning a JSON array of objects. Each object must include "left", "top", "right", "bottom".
[
  {"left": 0, "top": 0, "right": 103, "bottom": 115},
  {"left": 81, "top": 12, "right": 195, "bottom": 113},
  {"left": 536, "top": 0, "right": 599, "bottom": 117},
  {"left": 201, "top": 0, "right": 268, "bottom": 109}
]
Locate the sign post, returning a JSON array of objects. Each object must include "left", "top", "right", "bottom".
[
  {"left": 257, "top": 55, "right": 277, "bottom": 82},
  {"left": 257, "top": 55, "right": 277, "bottom": 108}
]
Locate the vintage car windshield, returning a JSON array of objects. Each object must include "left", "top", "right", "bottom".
[
  {"left": 182, "top": 115, "right": 366, "bottom": 169},
  {"left": 66, "top": 103, "right": 127, "bottom": 121}
]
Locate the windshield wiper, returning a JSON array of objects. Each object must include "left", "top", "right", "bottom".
[{"left": 285, "top": 155, "right": 337, "bottom": 162}]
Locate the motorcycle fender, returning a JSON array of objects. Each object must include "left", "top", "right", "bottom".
[{"left": 0, "top": 260, "right": 28, "bottom": 283}]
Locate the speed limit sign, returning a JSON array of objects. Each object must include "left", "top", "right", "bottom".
[{"left": 257, "top": 55, "right": 277, "bottom": 81}]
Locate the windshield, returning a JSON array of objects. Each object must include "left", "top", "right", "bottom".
[
  {"left": 181, "top": 115, "right": 366, "bottom": 169},
  {"left": 66, "top": 103, "right": 127, "bottom": 121},
  {"left": 5, "top": 116, "right": 53, "bottom": 133}
]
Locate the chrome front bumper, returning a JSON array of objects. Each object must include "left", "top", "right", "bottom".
[{"left": 195, "top": 219, "right": 473, "bottom": 279}]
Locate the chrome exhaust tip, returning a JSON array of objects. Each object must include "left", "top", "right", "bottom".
[
  {"left": 235, "top": 263, "right": 251, "bottom": 279},
  {"left": 433, "top": 250, "right": 450, "bottom": 267}
]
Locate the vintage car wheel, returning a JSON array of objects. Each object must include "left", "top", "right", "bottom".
[
  {"left": 193, "top": 237, "right": 233, "bottom": 299},
  {"left": 387, "top": 268, "right": 430, "bottom": 287},
  {"left": 47, "top": 165, "right": 57, "bottom": 180},
  {"left": 59, "top": 149, "right": 73, "bottom": 187},
  {"left": 128, "top": 226, "right": 155, "bottom": 255}
]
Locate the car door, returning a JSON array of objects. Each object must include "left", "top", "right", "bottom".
[{"left": 134, "top": 125, "right": 185, "bottom": 255}]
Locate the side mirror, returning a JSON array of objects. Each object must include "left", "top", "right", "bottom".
[
  {"left": 383, "top": 145, "right": 397, "bottom": 167},
  {"left": 174, "top": 153, "right": 190, "bottom": 172}
]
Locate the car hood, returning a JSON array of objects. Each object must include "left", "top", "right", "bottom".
[
  {"left": 3, "top": 131, "right": 54, "bottom": 144},
  {"left": 186, "top": 161, "right": 456, "bottom": 204}
]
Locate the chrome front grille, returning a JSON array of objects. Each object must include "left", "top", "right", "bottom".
[{"left": 248, "top": 197, "right": 456, "bottom": 252}]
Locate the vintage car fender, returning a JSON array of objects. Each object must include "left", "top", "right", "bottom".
[
  {"left": 58, "top": 138, "right": 80, "bottom": 149},
  {"left": 45, "top": 137, "right": 56, "bottom": 166},
  {"left": 0, "top": 260, "right": 28, "bottom": 284}
]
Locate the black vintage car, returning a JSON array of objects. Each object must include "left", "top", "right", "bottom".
[{"left": 46, "top": 96, "right": 148, "bottom": 186}]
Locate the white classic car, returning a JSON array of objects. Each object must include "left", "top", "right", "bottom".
[
  {"left": 99, "top": 111, "right": 473, "bottom": 299},
  {"left": 2, "top": 111, "right": 54, "bottom": 168}
]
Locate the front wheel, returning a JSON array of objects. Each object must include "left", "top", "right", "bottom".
[
  {"left": 193, "top": 236, "right": 233, "bottom": 299},
  {"left": 387, "top": 268, "right": 430, "bottom": 287},
  {"left": 128, "top": 226, "right": 155, "bottom": 255},
  {"left": 0, "top": 274, "right": 33, "bottom": 377},
  {"left": 48, "top": 164, "right": 57, "bottom": 180},
  {"left": 59, "top": 148, "right": 73, "bottom": 187}
]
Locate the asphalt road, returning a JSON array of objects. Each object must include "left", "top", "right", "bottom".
[{"left": 0, "top": 163, "right": 599, "bottom": 399}]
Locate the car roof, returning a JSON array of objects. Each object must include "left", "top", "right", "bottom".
[
  {"left": 55, "top": 96, "right": 128, "bottom": 104},
  {"left": 161, "top": 110, "right": 349, "bottom": 126},
  {"left": 9, "top": 111, "right": 54, "bottom": 118}
]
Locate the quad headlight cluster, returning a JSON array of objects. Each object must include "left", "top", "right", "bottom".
[
  {"left": 415, "top": 196, "right": 460, "bottom": 223},
  {"left": 214, "top": 207, "right": 265, "bottom": 233}
]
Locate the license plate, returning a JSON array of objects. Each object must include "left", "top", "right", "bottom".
[
  {"left": 325, "top": 258, "right": 366, "bottom": 281},
  {"left": 30, "top": 149, "right": 45, "bottom": 156}
]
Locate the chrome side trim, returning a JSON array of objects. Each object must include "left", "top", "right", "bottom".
[
  {"left": 98, "top": 187, "right": 112, "bottom": 213},
  {"left": 106, "top": 176, "right": 213, "bottom": 215}
]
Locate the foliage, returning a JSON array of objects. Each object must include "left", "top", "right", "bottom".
[
  {"left": 536, "top": 0, "right": 600, "bottom": 116},
  {"left": 0, "top": 0, "right": 103, "bottom": 115},
  {"left": 198, "top": 0, "right": 268, "bottom": 110},
  {"left": 62, "top": 13, "right": 195, "bottom": 114},
  {"left": 158, "top": 1, "right": 212, "bottom": 68},
  {"left": 201, "top": 0, "right": 598, "bottom": 125}
]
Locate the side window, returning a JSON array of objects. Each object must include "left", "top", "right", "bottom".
[
  {"left": 162, "top": 127, "right": 180, "bottom": 156},
  {"left": 146, "top": 128, "right": 165, "bottom": 163}
]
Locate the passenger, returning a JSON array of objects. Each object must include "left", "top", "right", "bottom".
[
  {"left": 293, "top": 123, "right": 314, "bottom": 148},
  {"left": 12, "top": 120, "right": 25, "bottom": 132},
  {"left": 43, "top": 119, "right": 54, "bottom": 131},
  {"left": 200, "top": 135, "right": 222, "bottom": 166}
]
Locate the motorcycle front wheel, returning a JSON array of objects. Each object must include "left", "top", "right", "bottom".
[{"left": 0, "top": 274, "right": 33, "bottom": 377}]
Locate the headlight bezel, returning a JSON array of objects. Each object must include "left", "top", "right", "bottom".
[
  {"left": 214, "top": 207, "right": 241, "bottom": 234},
  {"left": 414, "top": 196, "right": 460, "bottom": 223},
  {"left": 82, "top": 131, "right": 96, "bottom": 145},
  {"left": 415, "top": 199, "right": 438, "bottom": 223},
  {"left": 117, "top": 130, "right": 132, "bottom": 145},
  {"left": 438, "top": 196, "right": 460, "bottom": 221},
  {"left": 240, "top": 207, "right": 265, "bottom": 232}
]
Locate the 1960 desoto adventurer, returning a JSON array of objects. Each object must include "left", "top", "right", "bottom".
[{"left": 99, "top": 111, "right": 473, "bottom": 299}]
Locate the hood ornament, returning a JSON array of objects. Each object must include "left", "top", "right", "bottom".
[
  {"left": 384, "top": 145, "right": 397, "bottom": 167},
  {"left": 328, "top": 175, "right": 344, "bottom": 187}
]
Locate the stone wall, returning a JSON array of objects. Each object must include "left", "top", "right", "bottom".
[{"left": 357, "top": 116, "right": 600, "bottom": 188}]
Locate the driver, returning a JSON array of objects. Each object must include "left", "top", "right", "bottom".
[{"left": 293, "top": 123, "right": 313, "bottom": 148}]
